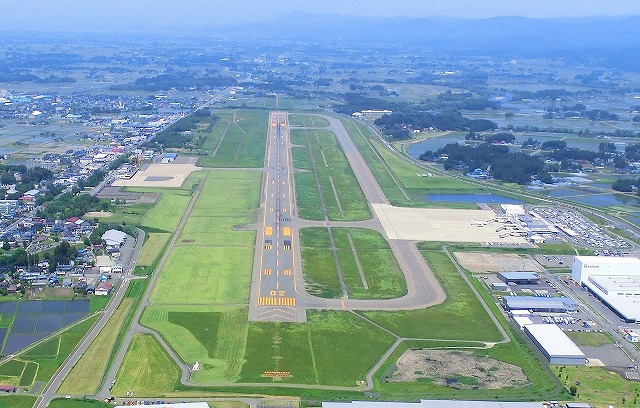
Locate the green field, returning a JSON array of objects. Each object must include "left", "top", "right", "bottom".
[
  {"left": 141, "top": 192, "right": 191, "bottom": 232},
  {"left": 288, "top": 114, "right": 330, "bottom": 127},
  {"left": 113, "top": 334, "right": 180, "bottom": 395},
  {"left": 0, "top": 396, "right": 37, "bottom": 408},
  {"left": 136, "top": 232, "right": 171, "bottom": 267},
  {"left": 557, "top": 366, "right": 640, "bottom": 407},
  {"left": 363, "top": 250, "right": 502, "bottom": 341},
  {"left": 300, "top": 227, "right": 407, "bottom": 299},
  {"left": 47, "top": 399, "right": 113, "bottom": 408},
  {"left": 141, "top": 305, "right": 248, "bottom": 383},
  {"left": 149, "top": 170, "right": 259, "bottom": 305},
  {"left": 566, "top": 331, "right": 615, "bottom": 347},
  {"left": 240, "top": 311, "right": 394, "bottom": 385},
  {"left": 150, "top": 246, "right": 252, "bottom": 304},
  {"left": 58, "top": 299, "right": 134, "bottom": 395},
  {"left": 196, "top": 110, "right": 269, "bottom": 168},
  {"left": 291, "top": 128, "right": 371, "bottom": 221}
]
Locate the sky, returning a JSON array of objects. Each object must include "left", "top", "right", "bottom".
[{"left": 2, "top": 0, "right": 639, "bottom": 32}]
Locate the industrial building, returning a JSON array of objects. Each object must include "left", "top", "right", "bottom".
[
  {"left": 524, "top": 324, "right": 587, "bottom": 365},
  {"left": 571, "top": 256, "right": 640, "bottom": 323},
  {"left": 498, "top": 271, "right": 540, "bottom": 285},
  {"left": 502, "top": 296, "right": 577, "bottom": 313},
  {"left": 323, "top": 400, "right": 545, "bottom": 408},
  {"left": 101, "top": 229, "right": 127, "bottom": 247}
]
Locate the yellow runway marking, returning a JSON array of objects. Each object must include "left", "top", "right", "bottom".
[
  {"left": 284, "top": 269, "right": 291, "bottom": 276},
  {"left": 264, "top": 226, "right": 273, "bottom": 235},
  {"left": 263, "top": 269, "right": 272, "bottom": 275},
  {"left": 282, "top": 226, "right": 291, "bottom": 236}
]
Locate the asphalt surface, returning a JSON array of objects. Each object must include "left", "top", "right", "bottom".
[
  {"left": 249, "top": 112, "right": 305, "bottom": 322},
  {"left": 34, "top": 228, "right": 145, "bottom": 408}
]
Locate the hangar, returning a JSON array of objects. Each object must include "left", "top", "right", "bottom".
[
  {"left": 502, "top": 296, "right": 577, "bottom": 313},
  {"left": 524, "top": 324, "right": 587, "bottom": 365},
  {"left": 571, "top": 256, "right": 640, "bottom": 323}
]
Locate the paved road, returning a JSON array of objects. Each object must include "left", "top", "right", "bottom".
[{"left": 35, "top": 228, "right": 145, "bottom": 408}]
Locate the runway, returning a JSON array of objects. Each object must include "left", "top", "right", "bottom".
[{"left": 249, "top": 113, "right": 446, "bottom": 322}]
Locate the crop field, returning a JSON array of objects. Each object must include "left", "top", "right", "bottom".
[
  {"left": 190, "top": 171, "right": 261, "bottom": 217},
  {"left": 290, "top": 128, "right": 370, "bottom": 221},
  {"left": 363, "top": 251, "right": 502, "bottom": 341},
  {"left": 141, "top": 305, "right": 248, "bottom": 383},
  {"left": 0, "top": 396, "right": 37, "bottom": 408},
  {"left": 112, "top": 334, "right": 180, "bottom": 396},
  {"left": 150, "top": 246, "right": 252, "bottom": 304},
  {"left": 196, "top": 110, "right": 269, "bottom": 168},
  {"left": 179, "top": 215, "right": 255, "bottom": 246},
  {"left": 136, "top": 233, "right": 171, "bottom": 267},
  {"left": 288, "top": 114, "right": 330, "bottom": 128},
  {"left": 300, "top": 227, "right": 406, "bottom": 299},
  {"left": 58, "top": 299, "right": 133, "bottom": 395}
]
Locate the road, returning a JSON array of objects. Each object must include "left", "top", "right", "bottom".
[{"left": 34, "top": 228, "right": 145, "bottom": 408}]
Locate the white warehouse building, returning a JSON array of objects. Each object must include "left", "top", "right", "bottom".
[{"left": 572, "top": 256, "right": 640, "bottom": 323}]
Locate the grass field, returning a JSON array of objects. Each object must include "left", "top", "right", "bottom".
[
  {"left": 196, "top": 110, "right": 269, "bottom": 168},
  {"left": 141, "top": 192, "right": 191, "bottom": 232},
  {"left": 565, "top": 331, "right": 615, "bottom": 347},
  {"left": 557, "top": 366, "right": 640, "bottom": 407},
  {"left": 113, "top": 334, "right": 180, "bottom": 396},
  {"left": 288, "top": 114, "right": 330, "bottom": 128},
  {"left": 0, "top": 396, "right": 37, "bottom": 408},
  {"left": 239, "top": 311, "right": 394, "bottom": 386},
  {"left": 149, "top": 170, "right": 259, "bottom": 305},
  {"left": 136, "top": 233, "right": 171, "bottom": 267},
  {"left": 58, "top": 299, "right": 134, "bottom": 395},
  {"left": 47, "top": 398, "right": 113, "bottom": 408},
  {"left": 141, "top": 305, "right": 248, "bottom": 383},
  {"left": 150, "top": 246, "right": 252, "bottom": 304},
  {"left": 300, "top": 227, "right": 406, "bottom": 299},
  {"left": 291, "top": 128, "right": 370, "bottom": 221},
  {"left": 363, "top": 250, "right": 502, "bottom": 341}
]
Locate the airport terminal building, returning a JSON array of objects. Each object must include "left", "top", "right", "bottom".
[{"left": 572, "top": 256, "right": 640, "bottom": 323}]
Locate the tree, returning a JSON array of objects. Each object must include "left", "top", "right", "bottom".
[
  {"left": 2, "top": 241, "right": 9, "bottom": 251},
  {"left": 599, "top": 142, "right": 616, "bottom": 153},
  {"left": 569, "top": 384, "right": 577, "bottom": 396}
]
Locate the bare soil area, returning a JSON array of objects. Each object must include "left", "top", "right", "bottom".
[
  {"left": 390, "top": 349, "right": 530, "bottom": 389},
  {"left": 455, "top": 252, "right": 542, "bottom": 273}
]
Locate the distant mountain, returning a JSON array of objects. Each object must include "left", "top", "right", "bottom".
[{"left": 215, "top": 13, "right": 640, "bottom": 50}]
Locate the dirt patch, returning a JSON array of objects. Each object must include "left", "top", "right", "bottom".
[
  {"left": 84, "top": 211, "right": 113, "bottom": 218},
  {"left": 454, "top": 252, "right": 542, "bottom": 273},
  {"left": 390, "top": 349, "right": 529, "bottom": 389},
  {"left": 112, "top": 161, "right": 199, "bottom": 188},
  {"left": 454, "top": 252, "right": 503, "bottom": 272}
]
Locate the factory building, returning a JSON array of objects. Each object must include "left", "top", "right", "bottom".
[
  {"left": 502, "top": 296, "right": 577, "bottom": 313},
  {"left": 497, "top": 271, "right": 540, "bottom": 285},
  {"left": 572, "top": 256, "right": 640, "bottom": 323},
  {"left": 524, "top": 324, "right": 587, "bottom": 365}
]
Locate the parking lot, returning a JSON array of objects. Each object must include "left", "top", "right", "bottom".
[{"left": 533, "top": 207, "right": 631, "bottom": 249}]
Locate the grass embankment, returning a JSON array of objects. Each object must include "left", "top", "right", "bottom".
[
  {"left": 58, "top": 299, "right": 133, "bottom": 395},
  {"left": 136, "top": 233, "right": 171, "bottom": 267},
  {"left": 291, "top": 128, "right": 370, "bottom": 221},
  {"left": 288, "top": 114, "right": 330, "bottom": 127},
  {"left": 300, "top": 227, "right": 406, "bottom": 299},
  {"left": 196, "top": 110, "right": 269, "bottom": 168}
]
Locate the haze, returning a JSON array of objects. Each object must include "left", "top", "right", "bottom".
[{"left": 3, "top": 0, "right": 640, "bottom": 33}]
